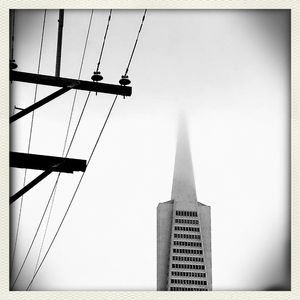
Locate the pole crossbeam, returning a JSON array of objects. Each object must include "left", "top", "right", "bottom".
[
  {"left": 10, "top": 71, "right": 132, "bottom": 96},
  {"left": 10, "top": 152, "right": 87, "bottom": 204},
  {"left": 10, "top": 152, "right": 87, "bottom": 173}
]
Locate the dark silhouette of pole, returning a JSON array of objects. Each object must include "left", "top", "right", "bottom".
[
  {"left": 10, "top": 87, "right": 72, "bottom": 123},
  {"left": 10, "top": 152, "right": 87, "bottom": 204},
  {"left": 10, "top": 152, "right": 87, "bottom": 173},
  {"left": 55, "top": 9, "right": 64, "bottom": 77},
  {"left": 10, "top": 71, "right": 132, "bottom": 96},
  {"left": 10, "top": 169, "right": 54, "bottom": 204}
]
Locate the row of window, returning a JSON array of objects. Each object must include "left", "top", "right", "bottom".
[
  {"left": 175, "top": 219, "right": 199, "bottom": 225},
  {"left": 172, "top": 264, "right": 205, "bottom": 270},
  {"left": 173, "top": 256, "right": 204, "bottom": 262},
  {"left": 176, "top": 211, "right": 198, "bottom": 217},
  {"left": 174, "top": 233, "right": 201, "bottom": 240},
  {"left": 173, "top": 248, "right": 202, "bottom": 255},
  {"left": 171, "top": 271, "right": 206, "bottom": 278},
  {"left": 173, "top": 241, "right": 202, "bottom": 247},
  {"left": 170, "top": 287, "right": 208, "bottom": 291},
  {"left": 174, "top": 226, "right": 200, "bottom": 232},
  {"left": 170, "top": 279, "right": 207, "bottom": 285}
]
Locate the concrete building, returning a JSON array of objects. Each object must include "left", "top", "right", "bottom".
[{"left": 157, "top": 119, "right": 212, "bottom": 291}]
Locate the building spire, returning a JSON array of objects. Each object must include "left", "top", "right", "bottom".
[{"left": 171, "top": 113, "right": 197, "bottom": 202}]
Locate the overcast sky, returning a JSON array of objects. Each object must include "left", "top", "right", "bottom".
[{"left": 10, "top": 9, "right": 290, "bottom": 291}]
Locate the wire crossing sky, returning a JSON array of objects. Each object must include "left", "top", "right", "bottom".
[
  {"left": 10, "top": 9, "right": 47, "bottom": 279},
  {"left": 10, "top": 9, "right": 290, "bottom": 291}
]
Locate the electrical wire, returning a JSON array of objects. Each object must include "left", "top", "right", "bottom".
[
  {"left": 63, "top": 9, "right": 94, "bottom": 154},
  {"left": 10, "top": 174, "right": 57, "bottom": 289},
  {"left": 29, "top": 10, "right": 95, "bottom": 289},
  {"left": 27, "top": 185, "right": 57, "bottom": 291},
  {"left": 124, "top": 9, "right": 147, "bottom": 76},
  {"left": 26, "top": 95, "right": 118, "bottom": 290},
  {"left": 11, "top": 92, "right": 92, "bottom": 290},
  {"left": 10, "top": 9, "right": 47, "bottom": 278},
  {"left": 14, "top": 8, "right": 147, "bottom": 289},
  {"left": 95, "top": 9, "right": 112, "bottom": 72},
  {"left": 11, "top": 10, "right": 95, "bottom": 289},
  {"left": 28, "top": 11, "right": 115, "bottom": 286},
  {"left": 78, "top": 10, "right": 94, "bottom": 79},
  {"left": 25, "top": 10, "right": 148, "bottom": 289}
]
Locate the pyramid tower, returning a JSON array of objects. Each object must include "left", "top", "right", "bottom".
[{"left": 157, "top": 116, "right": 212, "bottom": 291}]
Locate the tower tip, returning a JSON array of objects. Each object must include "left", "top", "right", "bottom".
[{"left": 171, "top": 114, "right": 197, "bottom": 202}]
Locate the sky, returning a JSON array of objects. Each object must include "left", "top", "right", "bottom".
[{"left": 10, "top": 9, "right": 290, "bottom": 291}]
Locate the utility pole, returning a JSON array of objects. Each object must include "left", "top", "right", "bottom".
[
  {"left": 55, "top": 9, "right": 64, "bottom": 77},
  {"left": 10, "top": 9, "right": 132, "bottom": 203},
  {"left": 9, "top": 71, "right": 131, "bottom": 123}
]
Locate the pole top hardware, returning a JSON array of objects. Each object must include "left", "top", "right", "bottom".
[
  {"left": 119, "top": 75, "right": 131, "bottom": 86},
  {"left": 91, "top": 71, "right": 103, "bottom": 82}
]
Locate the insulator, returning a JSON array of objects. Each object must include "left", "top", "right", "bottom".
[
  {"left": 91, "top": 71, "right": 103, "bottom": 82},
  {"left": 10, "top": 59, "right": 18, "bottom": 70},
  {"left": 119, "top": 75, "right": 131, "bottom": 86}
]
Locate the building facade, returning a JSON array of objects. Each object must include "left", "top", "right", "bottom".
[{"left": 157, "top": 119, "right": 212, "bottom": 291}]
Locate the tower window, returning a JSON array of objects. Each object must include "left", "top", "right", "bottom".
[
  {"left": 173, "top": 248, "right": 202, "bottom": 255},
  {"left": 175, "top": 219, "right": 199, "bottom": 225},
  {"left": 170, "top": 279, "right": 207, "bottom": 285},
  {"left": 172, "top": 256, "right": 204, "bottom": 262},
  {"left": 173, "top": 241, "right": 202, "bottom": 247},
  {"left": 175, "top": 210, "right": 198, "bottom": 217},
  {"left": 172, "top": 264, "right": 205, "bottom": 270},
  {"left": 171, "top": 271, "right": 206, "bottom": 278},
  {"left": 174, "top": 233, "right": 201, "bottom": 240},
  {"left": 174, "top": 226, "right": 200, "bottom": 232}
]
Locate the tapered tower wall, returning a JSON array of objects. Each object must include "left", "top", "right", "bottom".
[
  {"left": 157, "top": 201, "right": 174, "bottom": 291},
  {"left": 157, "top": 115, "right": 212, "bottom": 291}
]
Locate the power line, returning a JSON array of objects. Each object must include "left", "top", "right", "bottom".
[
  {"left": 26, "top": 95, "right": 118, "bottom": 290},
  {"left": 28, "top": 10, "right": 95, "bottom": 290},
  {"left": 91, "top": 9, "right": 112, "bottom": 84},
  {"left": 25, "top": 10, "right": 147, "bottom": 288},
  {"left": 78, "top": 10, "right": 94, "bottom": 79},
  {"left": 96, "top": 9, "right": 112, "bottom": 72},
  {"left": 86, "top": 96, "right": 117, "bottom": 165},
  {"left": 119, "top": 10, "right": 147, "bottom": 87},
  {"left": 124, "top": 9, "right": 147, "bottom": 76},
  {"left": 27, "top": 183, "right": 57, "bottom": 291},
  {"left": 13, "top": 9, "right": 146, "bottom": 289},
  {"left": 63, "top": 9, "right": 94, "bottom": 155},
  {"left": 10, "top": 9, "right": 47, "bottom": 278},
  {"left": 10, "top": 173, "right": 58, "bottom": 289},
  {"left": 11, "top": 92, "right": 92, "bottom": 290},
  {"left": 12, "top": 11, "right": 95, "bottom": 288},
  {"left": 11, "top": 10, "right": 97, "bottom": 288}
]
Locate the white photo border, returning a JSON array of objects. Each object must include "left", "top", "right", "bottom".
[{"left": 1, "top": 1, "right": 299, "bottom": 299}]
